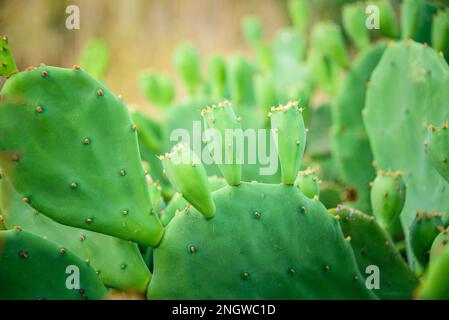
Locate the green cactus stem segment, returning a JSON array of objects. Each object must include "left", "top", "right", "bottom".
[
  {"left": 201, "top": 101, "right": 242, "bottom": 186},
  {"left": 427, "top": 123, "right": 449, "bottom": 183},
  {"left": 410, "top": 211, "right": 444, "bottom": 267},
  {"left": 269, "top": 101, "right": 306, "bottom": 185},
  {"left": 295, "top": 168, "right": 320, "bottom": 200},
  {"left": 0, "top": 36, "right": 18, "bottom": 77},
  {"left": 160, "top": 144, "right": 215, "bottom": 218},
  {"left": 370, "top": 170, "right": 406, "bottom": 238}
]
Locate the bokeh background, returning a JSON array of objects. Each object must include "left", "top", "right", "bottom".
[{"left": 0, "top": 0, "right": 360, "bottom": 110}]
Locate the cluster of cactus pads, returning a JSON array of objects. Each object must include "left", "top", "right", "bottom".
[{"left": 0, "top": 0, "right": 449, "bottom": 300}]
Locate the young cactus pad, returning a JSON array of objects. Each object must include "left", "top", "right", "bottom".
[
  {"left": 148, "top": 102, "right": 376, "bottom": 299},
  {"left": 370, "top": 170, "right": 406, "bottom": 238},
  {"left": 342, "top": 2, "right": 370, "bottom": 49},
  {"left": 0, "top": 65, "right": 164, "bottom": 246},
  {"left": 295, "top": 168, "right": 320, "bottom": 200},
  {"left": 160, "top": 144, "right": 215, "bottom": 218},
  {"left": 410, "top": 211, "right": 444, "bottom": 267},
  {"left": 201, "top": 101, "right": 242, "bottom": 186},
  {"left": 418, "top": 229, "right": 449, "bottom": 299},
  {"left": 0, "top": 36, "right": 17, "bottom": 77},
  {"left": 0, "top": 228, "right": 107, "bottom": 299},
  {"left": 269, "top": 101, "right": 306, "bottom": 185},
  {"left": 427, "top": 123, "right": 449, "bottom": 183}
]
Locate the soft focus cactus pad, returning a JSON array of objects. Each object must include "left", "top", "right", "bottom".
[{"left": 0, "top": 228, "right": 107, "bottom": 299}]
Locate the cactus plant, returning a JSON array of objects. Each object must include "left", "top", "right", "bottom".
[
  {"left": 295, "top": 168, "right": 320, "bottom": 200},
  {"left": 410, "top": 211, "right": 444, "bottom": 267},
  {"left": 147, "top": 101, "right": 377, "bottom": 299},
  {"left": 370, "top": 170, "right": 406, "bottom": 239}
]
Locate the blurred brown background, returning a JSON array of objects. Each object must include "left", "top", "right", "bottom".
[{"left": 0, "top": 0, "right": 357, "bottom": 108}]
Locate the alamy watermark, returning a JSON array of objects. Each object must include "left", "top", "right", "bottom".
[
  {"left": 65, "top": 265, "right": 80, "bottom": 290},
  {"left": 65, "top": 5, "right": 80, "bottom": 30},
  {"left": 169, "top": 120, "right": 279, "bottom": 176}
]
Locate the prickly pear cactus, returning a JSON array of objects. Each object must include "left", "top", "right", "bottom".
[
  {"left": 138, "top": 72, "right": 175, "bottom": 109},
  {"left": 331, "top": 43, "right": 386, "bottom": 212},
  {"left": 418, "top": 228, "right": 449, "bottom": 299},
  {"left": 363, "top": 41, "right": 449, "bottom": 261},
  {"left": 0, "top": 228, "right": 107, "bottom": 299},
  {"left": 370, "top": 170, "right": 406, "bottom": 239},
  {"left": 0, "top": 174, "right": 151, "bottom": 292},
  {"left": 401, "top": 0, "right": 438, "bottom": 44},
  {"left": 0, "top": 36, "right": 17, "bottom": 77},
  {"left": 329, "top": 206, "right": 418, "bottom": 300},
  {"left": 429, "top": 227, "right": 449, "bottom": 262},
  {"left": 342, "top": 2, "right": 370, "bottom": 49},
  {"left": 427, "top": 124, "right": 449, "bottom": 184},
  {"left": 147, "top": 102, "right": 376, "bottom": 299},
  {"left": 287, "top": 0, "right": 310, "bottom": 34},
  {"left": 311, "top": 22, "right": 349, "bottom": 69},
  {"left": 295, "top": 168, "right": 320, "bottom": 200},
  {"left": 0, "top": 65, "right": 163, "bottom": 246},
  {"left": 431, "top": 9, "right": 449, "bottom": 61},
  {"left": 410, "top": 211, "right": 444, "bottom": 267},
  {"left": 376, "top": 0, "right": 400, "bottom": 39}
]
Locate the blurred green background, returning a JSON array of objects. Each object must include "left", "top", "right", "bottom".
[{"left": 0, "top": 0, "right": 360, "bottom": 111}]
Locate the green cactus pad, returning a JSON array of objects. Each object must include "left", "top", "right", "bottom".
[
  {"left": 208, "top": 55, "right": 227, "bottom": 99},
  {"left": 0, "top": 175, "right": 151, "bottom": 293},
  {"left": 242, "top": 16, "right": 263, "bottom": 48},
  {"left": 363, "top": 41, "right": 449, "bottom": 261},
  {"left": 401, "top": 0, "right": 437, "bottom": 44},
  {"left": 160, "top": 176, "right": 226, "bottom": 227},
  {"left": 202, "top": 101, "right": 242, "bottom": 186},
  {"left": 429, "top": 227, "right": 449, "bottom": 262},
  {"left": 418, "top": 235, "right": 449, "bottom": 299},
  {"left": 139, "top": 73, "right": 175, "bottom": 108},
  {"left": 287, "top": 0, "right": 310, "bottom": 34},
  {"left": 410, "top": 211, "right": 444, "bottom": 267},
  {"left": 342, "top": 2, "right": 370, "bottom": 49},
  {"left": 77, "top": 39, "right": 109, "bottom": 80},
  {"left": 270, "top": 102, "right": 306, "bottom": 185},
  {"left": 295, "top": 168, "right": 320, "bottom": 200},
  {"left": 0, "top": 36, "right": 17, "bottom": 77},
  {"left": 311, "top": 22, "right": 349, "bottom": 69},
  {"left": 0, "top": 66, "right": 164, "bottom": 246},
  {"left": 329, "top": 206, "right": 418, "bottom": 300},
  {"left": 376, "top": 0, "right": 400, "bottom": 38},
  {"left": 173, "top": 43, "right": 202, "bottom": 96},
  {"left": 0, "top": 228, "right": 107, "bottom": 299},
  {"left": 427, "top": 123, "right": 449, "bottom": 183},
  {"left": 148, "top": 182, "right": 376, "bottom": 299},
  {"left": 431, "top": 9, "right": 449, "bottom": 61},
  {"left": 370, "top": 170, "right": 406, "bottom": 238},
  {"left": 160, "top": 144, "right": 215, "bottom": 218},
  {"left": 332, "top": 43, "right": 386, "bottom": 212},
  {"left": 227, "top": 55, "right": 256, "bottom": 108}
]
